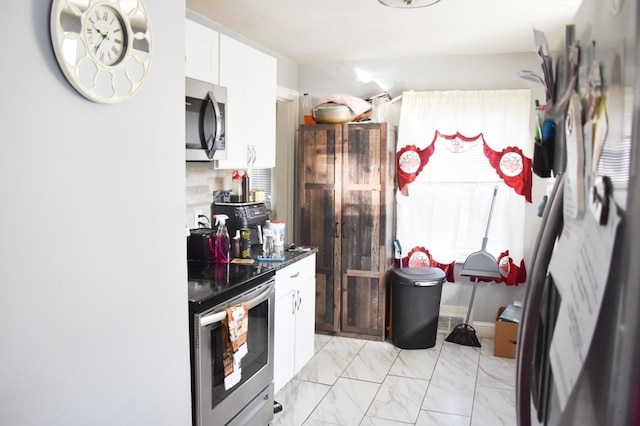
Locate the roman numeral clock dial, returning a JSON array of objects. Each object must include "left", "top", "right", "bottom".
[
  {"left": 86, "top": 6, "right": 126, "bottom": 66},
  {"left": 50, "top": 0, "right": 152, "bottom": 104}
]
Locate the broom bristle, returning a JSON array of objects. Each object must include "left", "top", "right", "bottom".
[{"left": 445, "top": 324, "right": 481, "bottom": 347}]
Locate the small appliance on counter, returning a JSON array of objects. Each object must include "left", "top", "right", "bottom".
[
  {"left": 187, "top": 227, "right": 215, "bottom": 262},
  {"left": 212, "top": 202, "right": 269, "bottom": 247}
]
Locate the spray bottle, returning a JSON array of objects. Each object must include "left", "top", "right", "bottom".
[{"left": 213, "top": 214, "right": 230, "bottom": 263}]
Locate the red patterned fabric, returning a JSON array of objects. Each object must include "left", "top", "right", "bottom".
[
  {"left": 483, "top": 142, "right": 533, "bottom": 202},
  {"left": 396, "top": 143, "right": 435, "bottom": 195},
  {"left": 396, "top": 131, "right": 532, "bottom": 202}
]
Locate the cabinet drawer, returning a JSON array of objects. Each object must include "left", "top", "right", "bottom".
[{"left": 275, "top": 254, "right": 316, "bottom": 298}]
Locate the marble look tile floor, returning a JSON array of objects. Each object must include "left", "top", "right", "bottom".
[{"left": 272, "top": 333, "right": 516, "bottom": 426}]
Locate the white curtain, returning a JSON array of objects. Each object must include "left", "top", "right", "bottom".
[{"left": 395, "top": 90, "right": 532, "bottom": 285}]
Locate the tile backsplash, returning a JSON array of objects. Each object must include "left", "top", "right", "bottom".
[{"left": 186, "top": 162, "right": 232, "bottom": 229}]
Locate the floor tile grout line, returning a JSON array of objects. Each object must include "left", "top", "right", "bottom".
[
  {"left": 287, "top": 334, "right": 513, "bottom": 426},
  {"left": 355, "top": 343, "right": 403, "bottom": 425}
]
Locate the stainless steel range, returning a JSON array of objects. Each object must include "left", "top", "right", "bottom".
[{"left": 188, "top": 261, "right": 275, "bottom": 426}]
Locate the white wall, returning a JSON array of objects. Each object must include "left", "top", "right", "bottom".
[{"left": 0, "top": 2, "right": 191, "bottom": 425}]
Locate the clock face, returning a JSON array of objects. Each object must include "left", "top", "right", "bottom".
[
  {"left": 85, "top": 5, "right": 127, "bottom": 66},
  {"left": 50, "top": 0, "right": 152, "bottom": 104}
]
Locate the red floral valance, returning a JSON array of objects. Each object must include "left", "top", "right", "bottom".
[
  {"left": 400, "top": 246, "right": 527, "bottom": 285},
  {"left": 397, "top": 131, "right": 532, "bottom": 202}
]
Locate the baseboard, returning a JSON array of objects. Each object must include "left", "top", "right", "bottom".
[{"left": 472, "top": 321, "right": 495, "bottom": 339}]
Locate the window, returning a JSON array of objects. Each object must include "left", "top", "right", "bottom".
[
  {"left": 395, "top": 90, "right": 532, "bottom": 285},
  {"left": 250, "top": 168, "right": 272, "bottom": 210}
]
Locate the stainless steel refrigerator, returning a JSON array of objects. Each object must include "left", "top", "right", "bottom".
[{"left": 516, "top": 0, "right": 640, "bottom": 425}]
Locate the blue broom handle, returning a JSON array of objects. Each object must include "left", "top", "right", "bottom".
[{"left": 481, "top": 186, "right": 499, "bottom": 251}]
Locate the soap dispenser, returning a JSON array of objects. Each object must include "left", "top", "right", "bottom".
[{"left": 213, "top": 214, "right": 230, "bottom": 263}]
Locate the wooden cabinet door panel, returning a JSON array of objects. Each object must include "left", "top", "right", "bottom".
[
  {"left": 298, "top": 125, "right": 341, "bottom": 332},
  {"left": 341, "top": 275, "right": 382, "bottom": 337},
  {"left": 340, "top": 124, "right": 386, "bottom": 338}
]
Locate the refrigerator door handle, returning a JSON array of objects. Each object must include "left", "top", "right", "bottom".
[{"left": 516, "top": 174, "right": 565, "bottom": 426}]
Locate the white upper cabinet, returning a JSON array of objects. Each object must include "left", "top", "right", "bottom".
[
  {"left": 217, "top": 34, "right": 277, "bottom": 170},
  {"left": 185, "top": 19, "right": 219, "bottom": 84}
]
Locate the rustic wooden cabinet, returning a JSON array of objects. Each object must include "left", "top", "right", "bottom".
[{"left": 297, "top": 123, "right": 396, "bottom": 341}]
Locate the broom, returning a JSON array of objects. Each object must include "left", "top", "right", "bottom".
[
  {"left": 446, "top": 277, "right": 483, "bottom": 347},
  {"left": 446, "top": 186, "right": 501, "bottom": 347}
]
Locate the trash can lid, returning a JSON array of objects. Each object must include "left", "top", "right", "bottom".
[{"left": 392, "top": 267, "right": 446, "bottom": 283}]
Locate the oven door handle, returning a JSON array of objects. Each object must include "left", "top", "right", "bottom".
[{"left": 199, "top": 281, "right": 274, "bottom": 327}]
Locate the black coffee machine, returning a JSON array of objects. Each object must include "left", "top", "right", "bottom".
[{"left": 212, "top": 202, "right": 269, "bottom": 246}]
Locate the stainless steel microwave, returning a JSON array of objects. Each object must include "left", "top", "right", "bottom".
[{"left": 186, "top": 77, "right": 227, "bottom": 161}]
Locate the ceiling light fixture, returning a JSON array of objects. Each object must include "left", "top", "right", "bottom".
[{"left": 378, "top": 0, "right": 441, "bottom": 8}]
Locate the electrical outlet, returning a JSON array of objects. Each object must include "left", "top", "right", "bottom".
[{"left": 194, "top": 210, "right": 203, "bottom": 228}]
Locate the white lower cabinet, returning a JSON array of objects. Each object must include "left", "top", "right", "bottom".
[{"left": 273, "top": 254, "right": 316, "bottom": 393}]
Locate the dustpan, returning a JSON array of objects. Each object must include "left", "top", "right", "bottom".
[
  {"left": 446, "top": 186, "right": 500, "bottom": 347},
  {"left": 460, "top": 186, "right": 501, "bottom": 279}
]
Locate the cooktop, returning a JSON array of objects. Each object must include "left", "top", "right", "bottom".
[{"left": 188, "top": 260, "right": 276, "bottom": 313}]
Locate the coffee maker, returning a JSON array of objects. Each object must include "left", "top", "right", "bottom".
[{"left": 212, "top": 202, "right": 269, "bottom": 246}]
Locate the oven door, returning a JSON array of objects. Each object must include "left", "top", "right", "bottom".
[{"left": 193, "top": 279, "right": 275, "bottom": 426}]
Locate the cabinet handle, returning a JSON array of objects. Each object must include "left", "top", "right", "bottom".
[
  {"left": 290, "top": 272, "right": 300, "bottom": 279},
  {"left": 291, "top": 293, "right": 296, "bottom": 315},
  {"left": 334, "top": 222, "right": 339, "bottom": 238},
  {"left": 246, "top": 145, "right": 257, "bottom": 167},
  {"left": 297, "top": 291, "right": 302, "bottom": 311}
]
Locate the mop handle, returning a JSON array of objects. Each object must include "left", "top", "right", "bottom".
[{"left": 481, "top": 186, "right": 498, "bottom": 251}]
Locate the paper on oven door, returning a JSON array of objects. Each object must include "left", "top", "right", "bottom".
[
  {"left": 547, "top": 193, "right": 620, "bottom": 410},
  {"left": 224, "top": 360, "right": 242, "bottom": 390}
]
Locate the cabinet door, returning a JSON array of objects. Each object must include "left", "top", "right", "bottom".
[
  {"left": 340, "top": 124, "right": 390, "bottom": 339},
  {"left": 218, "top": 35, "right": 248, "bottom": 170},
  {"left": 295, "top": 275, "right": 316, "bottom": 374},
  {"left": 246, "top": 49, "right": 277, "bottom": 169},
  {"left": 217, "top": 35, "right": 276, "bottom": 170},
  {"left": 298, "top": 125, "right": 342, "bottom": 333},
  {"left": 185, "top": 19, "right": 219, "bottom": 84},
  {"left": 274, "top": 290, "right": 296, "bottom": 394}
]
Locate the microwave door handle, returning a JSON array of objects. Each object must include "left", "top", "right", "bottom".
[
  {"left": 199, "top": 280, "right": 274, "bottom": 327},
  {"left": 204, "top": 91, "right": 222, "bottom": 159}
]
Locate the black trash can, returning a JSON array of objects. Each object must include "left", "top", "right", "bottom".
[{"left": 391, "top": 267, "right": 446, "bottom": 349}]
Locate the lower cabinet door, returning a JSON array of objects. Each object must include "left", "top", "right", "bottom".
[
  {"left": 274, "top": 290, "right": 295, "bottom": 393},
  {"left": 294, "top": 277, "right": 316, "bottom": 374}
]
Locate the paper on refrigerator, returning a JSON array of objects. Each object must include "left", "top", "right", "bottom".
[{"left": 547, "top": 195, "right": 620, "bottom": 410}]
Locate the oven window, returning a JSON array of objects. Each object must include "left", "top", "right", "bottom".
[{"left": 209, "top": 297, "right": 270, "bottom": 408}]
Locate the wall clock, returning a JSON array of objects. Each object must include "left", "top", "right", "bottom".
[{"left": 50, "top": 0, "right": 152, "bottom": 104}]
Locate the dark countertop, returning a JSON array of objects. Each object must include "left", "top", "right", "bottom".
[{"left": 188, "top": 245, "right": 317, "bottom": 312}]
